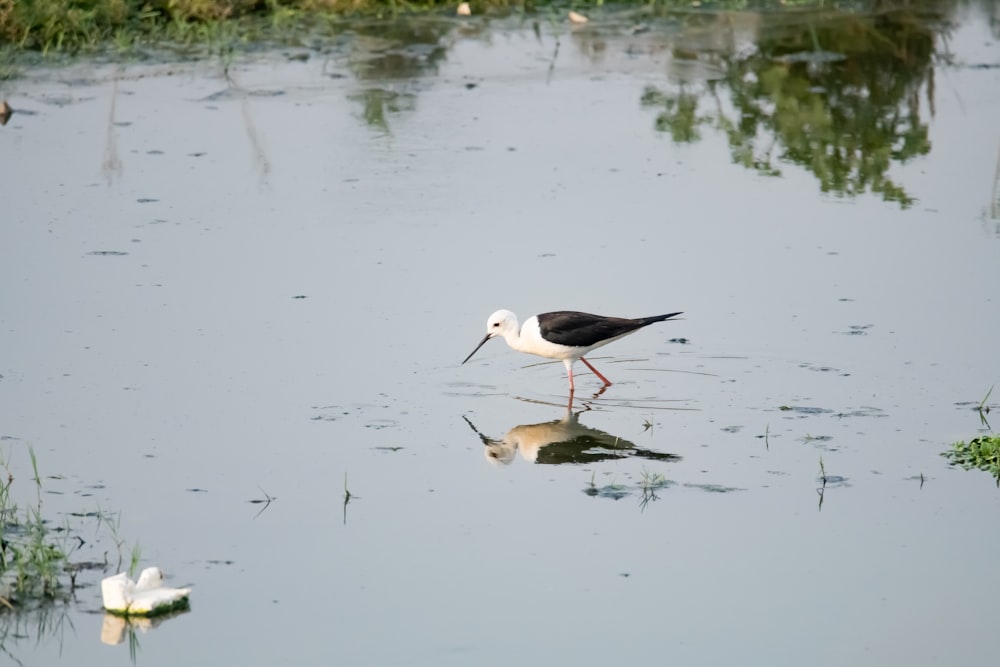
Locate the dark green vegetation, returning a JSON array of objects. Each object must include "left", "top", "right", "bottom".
[
  {"left": 0, "top": 0, "right": 950, "bottom": 56},
  {"left": 943, "top": 435, "right": 1000, "bottom": 486},
  {"left": 1, "top": 448, "right": 138, "bottom": 661},
  {"left": 0, "top": 448, "right": 70, "bottom": 608},
  {"left": 2, "top": 0, "right": 585, "bottom": 54},
  {"left": 942, "top": 387, "right": 999, "bottom": 484},
  {"left": 0, "top": 448, "right": 134, "bottom": 610},
  {"left": 104, "top": 595, "right": 191, "bottom": 618}
]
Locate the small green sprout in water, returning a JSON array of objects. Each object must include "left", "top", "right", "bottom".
[
  {"left": 639, "top": 467, "right": 667, "bottom": 490},
  {"left": 28, "top": 446, "right": 41, "bottom": 488},
  {"left": 978, "top": 385, "right": 994, "bottom": 428},
  {"left": 128, "top": 542, "right": 143, "bottom": 579},
  {"left": 638, "top": 467, "right": 671, "bottom": 511},
  {"left": 97, "top": 507, "right": 142, "bottom": 574}
]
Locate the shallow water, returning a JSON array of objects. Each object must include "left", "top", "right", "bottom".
[{"left": 2, "top": 3, "right": 1000, "bottom": 665}]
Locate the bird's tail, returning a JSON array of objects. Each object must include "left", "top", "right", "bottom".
[{"left": 641, "top": 312, "right": 683, "bottom": 326}]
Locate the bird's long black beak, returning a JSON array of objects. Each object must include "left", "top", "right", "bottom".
[{"left": 462, "top": 333, "right": 493, "bottom": 365}]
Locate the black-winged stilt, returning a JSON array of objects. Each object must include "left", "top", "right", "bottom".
[{"left": 462, "top": 309, "right": 682, "bottom": 392}]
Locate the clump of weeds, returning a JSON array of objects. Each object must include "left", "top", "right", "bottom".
[
  {"left": 941, "top": 385, "right": 1000, "bottom": 485},
  {"left": 637, "top": 467, "right": 671, "bottom": 511},
  {"left": 1, "top": 446, "right": 137, "bottom": 609},
  {"left": 942, "top": 435, "right": 1000, "bottom": 486},
  {"left": 0, "top": 447, "right": 71, "bottom": 608}
]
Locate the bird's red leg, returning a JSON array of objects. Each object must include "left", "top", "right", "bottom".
[
  {"left": 567, "top": 365, "right": 576, "bottom": 391},
  {"left": 580, "top": 357, "right": 612, "bottom": 386}
]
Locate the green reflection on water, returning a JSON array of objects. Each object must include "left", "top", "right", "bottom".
[{"left": 641, "top": 6, "right": 951, "bottom": 207}]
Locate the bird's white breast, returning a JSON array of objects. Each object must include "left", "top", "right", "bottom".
[{"left": 512, "top": 316, "right": 587, "bottom": 360}]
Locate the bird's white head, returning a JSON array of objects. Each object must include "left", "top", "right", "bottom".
[
  {"left": 484, "top": 309, "right": 519, "bottom": 338},
  {"left": 462, "top": 309, "right": 520, "bottom": 364}
]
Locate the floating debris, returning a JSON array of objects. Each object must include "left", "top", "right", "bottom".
[
  {"left": 834, "top": 406, "right": 887, "bottom": 419},
  {"left": 777, "top": 405, "right": 833, "bottom": 416},
  {"left": 102, "top": 568, "right": 191, "bottom": 617},
  {"left": 583, "top": 483, "right": 629, "bottom": 500},
  {"left": 0, "top": 100, "right": 12, "bottom": 126},
  {"left": 841, "top": 324, "right": 873, "bottom": 335},
  {"left": 456, "top": 2, "right": 471, "bottom": 16},
  {"left": 568, "top": 11, "right": 589, "bottom": 24}
]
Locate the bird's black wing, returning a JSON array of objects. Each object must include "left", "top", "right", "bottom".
[{"left": 537, "top": 311, "right": 680, "bottom": 348}]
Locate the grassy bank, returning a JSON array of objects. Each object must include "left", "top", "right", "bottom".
[{"left": 1, "top": 0, "right": 857, "bottom": 56}]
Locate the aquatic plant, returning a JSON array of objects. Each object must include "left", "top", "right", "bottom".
[
  {"left": 638, "top": 466, "right": 667, "bottom": 490},
  {"left": 0, "top": 447, "right": 69, "bottom": 607},
  {"left": 942, "top": 435, "right": 1000, "bottom": 486},
  {"left": 638, "top": 467, "right": 670, "bottom": 510},
  {"left": 0, "top": 448, "right": 140, "bottom": 610},
  {"left": 978, "top": 385, "right": 993, "bottom": 428}
]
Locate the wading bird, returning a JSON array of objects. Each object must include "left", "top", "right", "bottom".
[{"left": 462, "top": 309, "right": 682, "bottom": 392}]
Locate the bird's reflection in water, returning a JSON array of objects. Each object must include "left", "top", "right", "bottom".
[{"left": 464, "top": 408, "right": 681, "bottom": 466}]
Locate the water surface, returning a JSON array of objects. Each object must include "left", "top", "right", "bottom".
[{"left": 2, "top": 3, "right": 999, "bottom": 665}]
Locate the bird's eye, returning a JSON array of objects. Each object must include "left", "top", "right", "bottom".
[{"left": 492, "top": 322, "right": 500, "bottom": 327}]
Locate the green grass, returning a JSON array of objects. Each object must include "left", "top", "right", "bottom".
[
  {"left": 0, "top": 447, "right": 137, "bottom": 610},
  {"left": 978, "top": 385, "right": 993, "bottom": 428},
  {"left": 941, "top": 386, "right": 999, "bottom": 485},
  {"left": 0, "top": 0, "right": 889, "bottom": 57},
  {"left": 0, "top": 447, "right": 70, "bottom": 607},
  {"left": 942, "top": 435, "right": 1000, "bottom": 486},
  {"left": 638, "top": 466, "right": 667, "bottom": 490},
  {"left": 637, "top": 467, "right": 670, "bottom": 510}
]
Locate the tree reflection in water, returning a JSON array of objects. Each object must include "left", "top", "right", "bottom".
[{"left": 640, "top": 3, "right": 956, "bottom": 208}]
